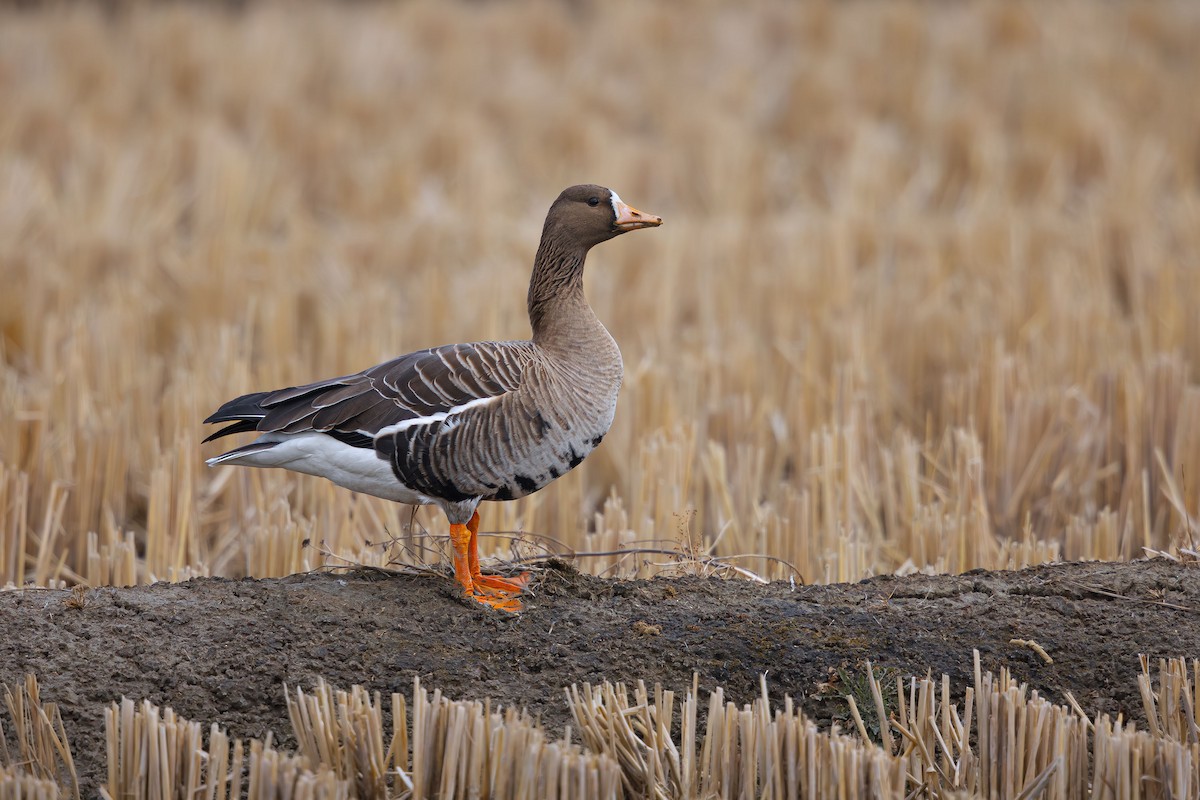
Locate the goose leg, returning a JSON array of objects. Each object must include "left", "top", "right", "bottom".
[
  {"left": 449, "top": 517, "right": 523, "bottom": 612},
  {"left": 467, "top": 511, "right": 531, "bottom": 593}
]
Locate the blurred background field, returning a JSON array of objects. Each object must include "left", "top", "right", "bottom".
[{"left": 2, "top": 0, "right": 1200, "bottom": 590}]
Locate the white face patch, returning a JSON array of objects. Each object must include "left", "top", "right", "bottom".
[{"left": 609, "top": 190, "right": 624, "bottom": 219}]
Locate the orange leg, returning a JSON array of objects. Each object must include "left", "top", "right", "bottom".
[
  {"left": 448, "top": 512, "right": 526, "bottom": 612},
  {"left": 466, "top": 511, "right": 531, "bottom": 593}
]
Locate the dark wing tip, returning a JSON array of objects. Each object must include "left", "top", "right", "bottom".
[
  {"left": 204, "top": 390, "right": 274, "bottom": 425},
  {"left": 202, "top": 419, "right": 261, "bottom": 443}
]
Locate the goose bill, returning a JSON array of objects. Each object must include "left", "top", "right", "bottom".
[{"left": 613, "top": 201, "right": 663, "bottom": 231}]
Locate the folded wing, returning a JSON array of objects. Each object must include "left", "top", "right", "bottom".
[{"left": 204, "top": 341, "right": 534, "bottom": 447}]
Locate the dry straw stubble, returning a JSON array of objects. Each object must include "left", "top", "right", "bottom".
[
  {"left": 2, "top": 2, "right": 1200, "bottom": 587},
  {"left": 8, "top": 659, "right": 1200, "bottom": 799}
]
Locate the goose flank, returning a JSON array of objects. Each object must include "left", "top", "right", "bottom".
[{"left": 204, "top": 185, "right": 662, "bottom": 611}]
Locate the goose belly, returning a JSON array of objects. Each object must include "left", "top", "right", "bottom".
[
  {"left": 376, "top": 373, "right": 621, "bottom": 505},
  {"left": 485, "top": 427, "right": 608, "bottom": 501}
]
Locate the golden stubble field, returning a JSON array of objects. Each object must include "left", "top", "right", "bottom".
[
  {"left": 3, "top": 4, "right": 1200, "bottom": 798},
  {"left": 2, "top": 0, "right": 1200, "bottom": 590}
]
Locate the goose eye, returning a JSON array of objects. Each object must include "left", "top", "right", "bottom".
[{"left": 587, "top": 197, "right": 600, "bottom": 207}]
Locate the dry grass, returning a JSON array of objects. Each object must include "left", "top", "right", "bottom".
[
  {"left": 3, "top": 1, "right": 1200, "bottom": 588},
  {"left": 0, "top": 766, "right": 60, "bottom": 800},
  {"left": 0, "top": 676, "right": 78, "bottom": 800},
  {"left": 565, "top": 655, "right": 1200, "bottom": 799},
  {"left": 568, "top": 676, "right": 906, "bottom": 799},
  {"left": 11, "top": 659, "right": 1200, "bottom": 799},
  {"left": 287, "top": 677, "right": 623, "bottom": 800},
  {"left": 1138, "top": 655, "right": 1200, "bottom": 746},
  {"left": 100, "top": 694, "right": 352, "bottom": 800}
]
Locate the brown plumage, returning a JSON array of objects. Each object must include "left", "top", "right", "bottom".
[{"left": 204, "top": 185, "right": 662, "bottom": 611}]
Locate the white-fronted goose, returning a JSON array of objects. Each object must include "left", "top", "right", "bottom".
[{"left": 204, "top": 185, "right": 662, "bottom": 611}]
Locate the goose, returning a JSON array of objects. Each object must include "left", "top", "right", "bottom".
[{"left": 204, "top": 185, "right": 662, "bottom": 612}]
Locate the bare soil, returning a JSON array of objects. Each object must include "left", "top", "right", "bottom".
[{"left": 1, "top": 559, "right": 1196, "bottom": 796}]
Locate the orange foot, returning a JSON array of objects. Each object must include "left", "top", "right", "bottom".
[
  {"left": 473, "top": 572, "right": 530, "bottom": 593},
  {"left": 449, "top": 512, "right": 529, "bottom": 613},
  {"left": 471, "top": 590, "right": 523, "bottom": 613}
]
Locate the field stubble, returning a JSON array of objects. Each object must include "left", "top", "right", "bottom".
[
  {"left": 2, "top": 2, "right": 1200, "bottom": 605},
  {"left": 5, "top": 4, "right": 1200, "bottom": 797}
]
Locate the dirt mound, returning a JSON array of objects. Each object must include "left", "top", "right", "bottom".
[{"left": 1, "top": 559, "right": 1196, "bottom": 796}]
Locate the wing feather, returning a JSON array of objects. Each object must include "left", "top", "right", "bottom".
[{"left": 204, "top": 341, "right": 536, "bottom": 446}]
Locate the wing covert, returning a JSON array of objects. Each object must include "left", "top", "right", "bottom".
[{"left": 254, "top": 341, "right": 535, "bottom": 439}]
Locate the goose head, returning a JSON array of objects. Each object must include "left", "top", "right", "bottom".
[{"left": 544, "top": 184, "right": 663, "bottom": 250}]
